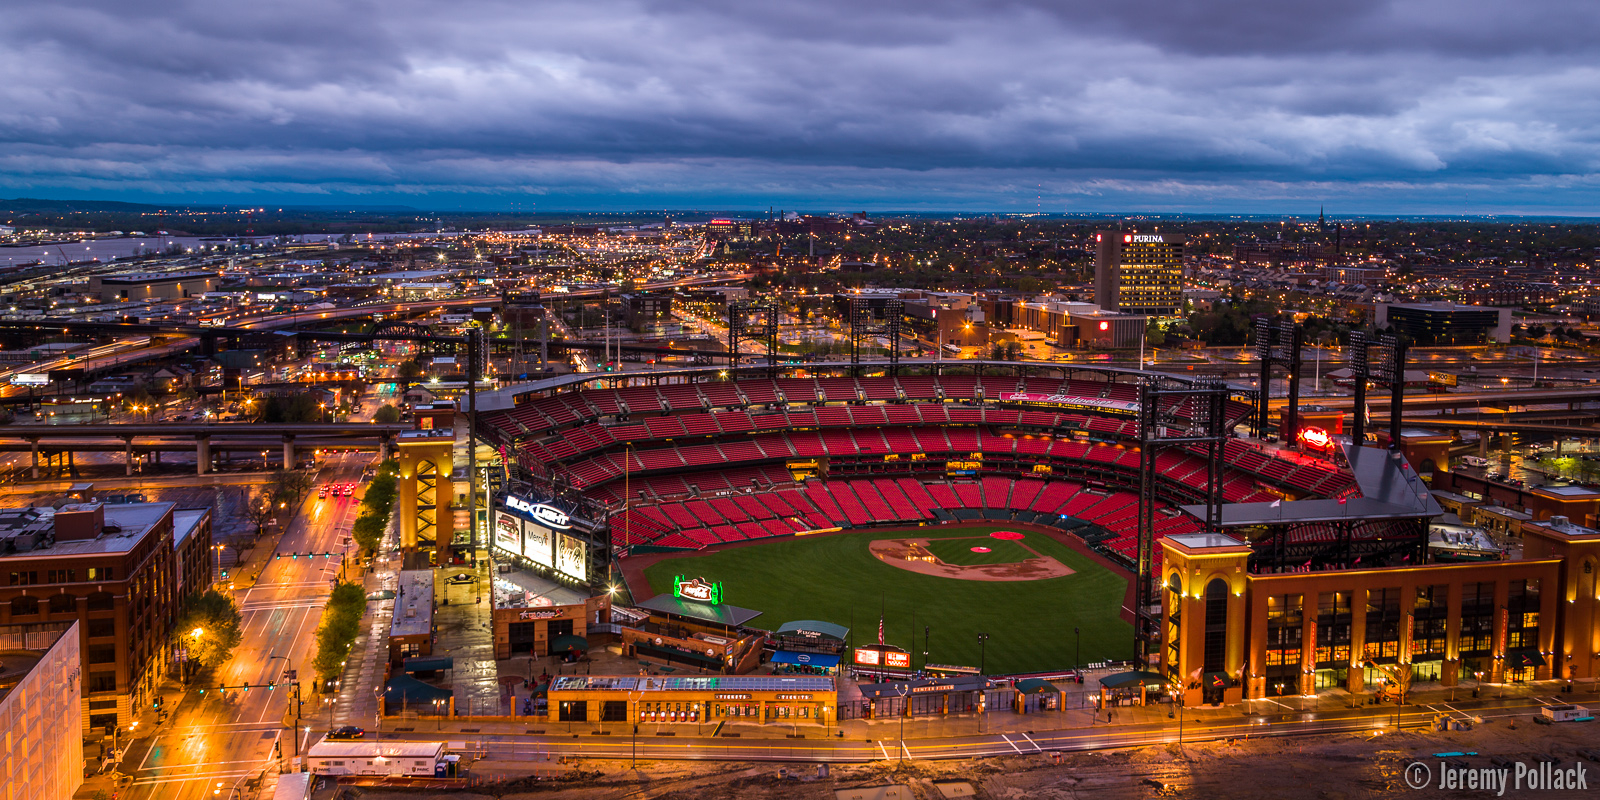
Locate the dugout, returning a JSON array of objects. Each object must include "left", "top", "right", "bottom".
[{"left": 856, "top": 675, "right": 987, "bottom": 718}]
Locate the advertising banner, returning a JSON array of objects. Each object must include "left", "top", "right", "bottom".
[
  {"left": 494, "top": 511, "right": 522, "bottom": 556},
  {"left": 997, "top": 392, "right": 1139, "bottom": 413},
  {"left": 556, "top": 533, "right": 587, "bottom": 582},
  {"left": 523, "top": 521, "right": 553, "bottom": 568}
]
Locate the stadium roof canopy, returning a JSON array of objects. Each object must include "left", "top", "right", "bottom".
[
  {"left": 775, "top": 620, "right": 850, "bottom": 642},
  {"left": 636, "top": 593, "right": 763, "bottom": 627},
  {"left": 1180, "top": 443, "right": 1443, "bottom": 528}
]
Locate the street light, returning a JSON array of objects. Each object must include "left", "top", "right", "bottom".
[
  {"left": 896, "top": 684, "right": 910, "bottom": 762},
  {"left": 977, "top": 632, "right": 989, "bottom": 675}
]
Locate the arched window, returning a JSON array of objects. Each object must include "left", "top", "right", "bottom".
[
  {"left": 1203, "top": 579, "right": 1230, "bottom": 673},
  {"left": 49, "top": 594, "right": 77, "bottom": 614},
  {"left": 10, "top": 596, "right": 38, "bottom": 616}
]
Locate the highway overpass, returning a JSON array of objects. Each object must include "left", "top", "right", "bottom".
[{"left": 0, "top": 422, "right": 409, "bottom": 477}]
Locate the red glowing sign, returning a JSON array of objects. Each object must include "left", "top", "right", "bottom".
[
  {"left": 1299, "top": 427, "right": 1332, "bottom": 450},
  {"left": 854, "top": 645, "right": 912, "bottom": 669},
  {"left": 1099, "top": 321, "right": 1110, "bottom": 331}
]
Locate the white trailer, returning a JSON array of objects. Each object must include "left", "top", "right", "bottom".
[
  {"left": 305, "top": 740, "right": 445, "bottom": 777},
  {"left": 1540, "top": 704, "right": 1590, "bottom": 723}
]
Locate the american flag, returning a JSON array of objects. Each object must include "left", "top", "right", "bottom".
[{"left": 877, "top": 616, "right": 884, "bottom": 645}]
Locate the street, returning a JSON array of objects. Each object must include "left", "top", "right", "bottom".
[{"left": 119, "top": 450, "right": 372, "bottom": 799}]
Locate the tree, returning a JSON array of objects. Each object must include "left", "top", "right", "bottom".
[
  {"left": 1529, "top": 324, "right": 1547, "bottom": 340},
  {"left": 259, "top": 393, "right": 323, "bottom": 423},
  {"left": 372, "top": 404, "right": 402, "bottom": 424},
  {"left": 397, "top": 358, "right": 424, "bottom": 385},
  {"left": 271, "top": 469, "right": 313, "bottom": 507},
  {"left": 352, "top": 513, "right": 386, "bottom": 553},
  {"left": 174, "top": 590, "right": 243, "bottom": 674},
  {"left": 1145, "top": 321, "right": 1166, "bottom": 347},
  {"left": 243, "top": 493, "right": 274, "bottom": 538},
  {"left": 312, "top": 583, "right": 368, "bottom": 682}
]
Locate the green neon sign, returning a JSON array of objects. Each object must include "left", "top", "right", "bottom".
[{"left": 672, "top": 574, "right": 723, "bottom": 605}]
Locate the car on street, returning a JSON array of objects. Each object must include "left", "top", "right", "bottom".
[
  {"left": 445, "top": 573, "right": 478, "bottom": 585},
  {"left": 326, "top": 726, "right": 365, "bottom": 740},
  {"left": 318, "top": 487, "right": 327, "bottom": 499}
]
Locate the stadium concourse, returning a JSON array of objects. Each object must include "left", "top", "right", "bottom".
[{"left": 477, "top": 366, "right": 1359, "bottom": 575}]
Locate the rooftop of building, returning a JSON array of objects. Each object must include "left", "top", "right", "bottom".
[
  {"left": 0, "top": 622, "right": 74, "bottom": 707},
  {"left": 391, "top": 569, "right": 434, "bottom": 638},
  {"left": 97, "top": 271, "right": 216, "bottom": 284},
  {"left": 1165, "top": 533, "right": 1249, "bottom": 550},
  {"left": 492, "top": 568, "right": 588, "bottom": 609},
  {"left": 172, "top": 508, "right": 209, "bottom": 548},
  {"left": 1533, "top": 484, "right": 1600, "bottom": 499},
  {"left": 1383, "top": 301, "right": 1499, "bottom": 312},
  {"left": 1527, "top": 515, "right": 1600, "bottom": 540},
  {"left": 0, "top": 501, "right": 174, "bottom": 559},
  {"left": 398, "top": 429, "right": 454, "bottom": 441}
]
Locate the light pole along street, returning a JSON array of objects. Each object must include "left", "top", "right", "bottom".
[{"left": 976, "top": 632, "right": 990, "bottom": 733}]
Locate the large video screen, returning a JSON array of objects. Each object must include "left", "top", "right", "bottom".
[
  {"left": 522, "top": 521, "right": 553, "bottom": 568},
  {"left": 555, "top": 533, "right": 587, "bottom": 582},
  {"left": 494, "top": 511, "right": 522, "bottom": 556}
]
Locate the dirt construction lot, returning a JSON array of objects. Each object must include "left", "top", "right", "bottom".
[{"left": 332, "top": 717, "right": 1600, "bottom": 799}]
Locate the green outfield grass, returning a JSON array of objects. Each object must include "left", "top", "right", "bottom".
[
  {"left": 640, "top": 524, "right": 1132, "bottom": 675},
  {"left": 921, "top": 537, "right": 1033, "bottom": 566}
]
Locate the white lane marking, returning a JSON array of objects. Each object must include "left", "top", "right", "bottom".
[
  {"left": 1020, "top": 732, "right": 1043, "bottom": 752},
  {"left": 1000, "top": 734, "right": 1024, "bottom": 754},
  {"left": 878, "top": 741, "right": 891, "bottom": 760}
]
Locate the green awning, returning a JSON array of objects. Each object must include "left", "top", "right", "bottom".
[
  {"left": 775, "top": 620, "right": 850, "bottom": 642},
  {"left": 403, "top": 656, "right": 454, "bottom": 672},
  {"left": 1507, "top": 650, "right": 1546, "bottom": 668},
  {"left": 549, "top": 634, "right": 589, "bottom": 653},
  {"left": 1098, "top": 671, "right": 1168, "bottom": 690},
  {"left": 1014, "top": 678, "right": 1061, "bottom": 695},
  {"left": 383, "top": 674, "right": 452, "bottom": 710},
  {"left": 635, "top": 593, "right": 762, "bottom": 627}
]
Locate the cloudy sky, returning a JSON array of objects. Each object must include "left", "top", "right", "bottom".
[{"left": 3, "top": 0, "right": 1598, "bottom": 212}]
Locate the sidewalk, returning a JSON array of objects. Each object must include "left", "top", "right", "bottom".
[{"left": 365, "top": 677, "right": 1600, "bottom": 750}]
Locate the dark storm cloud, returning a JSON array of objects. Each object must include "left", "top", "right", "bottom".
[{"left": 1, "top": 0, "right": 1597, "bottom": 209}]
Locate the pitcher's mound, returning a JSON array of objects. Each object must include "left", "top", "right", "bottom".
[{"left": 870, "top": 537, "right": 1075, "bottom": 582}]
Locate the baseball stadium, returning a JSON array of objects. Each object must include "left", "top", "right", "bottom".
[{"left": 476, "top": 361, "right": 1380, "bottom": 683}]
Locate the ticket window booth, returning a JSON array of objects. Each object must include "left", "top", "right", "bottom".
[
  {"left": 764, "top": 701, "right": 823, "bottom": 722},
  {"left": 712, "top": 702, "right": 760, "bottom": 721},
  {"left": 638, "top": 701, "right": 702, "bottom": 723}
]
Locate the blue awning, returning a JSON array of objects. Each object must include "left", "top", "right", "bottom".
[{"left": 771, "top": 650, "right": 840, "bottom": 668}]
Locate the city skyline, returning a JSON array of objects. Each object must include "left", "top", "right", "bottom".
[{"left": 3, "top": 0, "right": 1599, "bottom": 212}]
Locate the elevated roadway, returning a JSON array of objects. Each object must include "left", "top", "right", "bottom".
[
  {"left": 1269, "top": 386, "right": 1600, "bottom": 412},
  {"left": 0, "top": 422, "right": 408, "bottom": 477}
]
